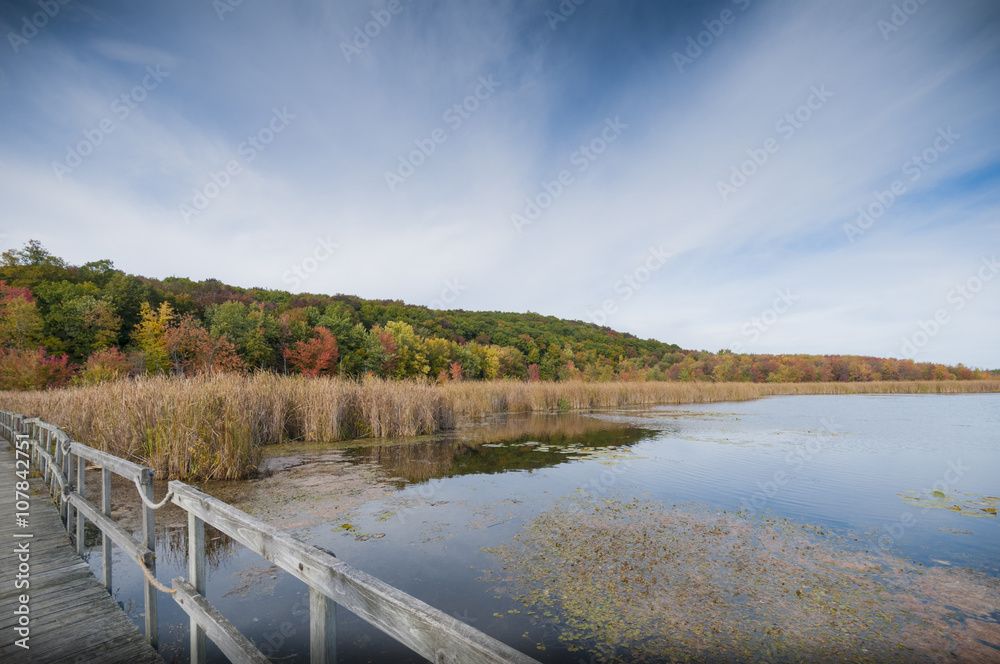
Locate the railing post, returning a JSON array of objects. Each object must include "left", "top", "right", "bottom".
[
  {"left": 101, "top": 467, "right": 113, "bottom": 592},
  {"left": 189, "top": 511, "right": 207, "bottom": 664},
  {"left": 310, "top": 587, "right": 337, "bottom": 664},
  {"left": 76, "top": 454, "right": 86, "bottom": 555},
  {"left": 63, "top": 446, "right": 73, "bottom": 530},
  {"left": 140, "top": 469, "right": 159, "bottom": 648},
  {"left": 53, "top": 433, "right": 62, "bottom": 507}
]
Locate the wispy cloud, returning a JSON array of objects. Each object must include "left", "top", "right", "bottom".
[{"left": 0, "top": 0, "right": 997, "bottom": 367}]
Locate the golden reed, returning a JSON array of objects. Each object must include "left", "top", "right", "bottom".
[{"left": 2, "top": 375, "right": 996, "bottom": 480}]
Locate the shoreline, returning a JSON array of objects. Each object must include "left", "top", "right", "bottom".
[{"left": 2, "top": 377, "right": 997, "bottom": 481}]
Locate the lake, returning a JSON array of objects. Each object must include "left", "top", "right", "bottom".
[{"left": 96, "top": 393, "right": 1000, "bottom": 663}]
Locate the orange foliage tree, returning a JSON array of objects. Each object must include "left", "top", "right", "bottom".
[{"left": 285, "top": 326, "right": 339, "bottom": 377}]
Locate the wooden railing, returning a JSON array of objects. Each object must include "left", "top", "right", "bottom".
[
  {"left": 0, "top": 411, "right": 160, "bottom": 647},
  {"left": 0, "top": 410, "right": 539, "bottom": 664}
]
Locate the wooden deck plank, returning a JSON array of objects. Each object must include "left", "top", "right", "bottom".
[{"left": 0, "top": 442, "right": 163, "bottom": 664}]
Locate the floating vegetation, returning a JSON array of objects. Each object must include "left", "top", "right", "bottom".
[
  {"left": 483, "top": 495, "right": 1000, "bottom": 663},
  {"left": 354, "top": 532, "right": 385, "bottom": 542},
  {"left": 899, "top": 490, "right": 1000, "bottom": 518}
]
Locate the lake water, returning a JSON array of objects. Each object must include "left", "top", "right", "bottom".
[{"left": 96, "top": 394, "right": 1000, "bottom": 663}]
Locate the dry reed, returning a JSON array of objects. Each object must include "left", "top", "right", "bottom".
[
  {"left": 2, "top": 376, "right": 996, "bottom": 480},
  {"left": 442, "top": 379, "right": 1000, "bottom": 417}
]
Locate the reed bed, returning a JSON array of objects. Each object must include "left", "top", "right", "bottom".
[
  {"left": 442, "top": 379, "right": 1000, "bottom": 417},
  {"left": 2, "top": 376, "right": 996, "bottom": 480},
  {"left": 0, "top": 374, "right": 452, "bottom": 480}
]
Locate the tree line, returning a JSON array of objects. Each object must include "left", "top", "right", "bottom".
[{"left": 0, "top": 240, "right": 993, "bottom": 390}]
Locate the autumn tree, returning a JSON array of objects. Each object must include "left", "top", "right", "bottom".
[
  {"left": 133, "top": 301, "right": 175, "bottom": 373},
  {"left": 162, "top": 314, "right": 245, "bottom": 375},
  {"left": 81, "top": 348, "right": 135, "bottom": 384},
  {"left": 285, "top": 326, "right": 339, "bottom": 377},
  {"left": 363, "top": 324, "right": 398, "bottom": 377},
  {"left": 0, "top": 348, "right": 75, "bottom": 390},
  {"left": 0, "top": 281, "right": 43, "bottom": 349},
  {"left": 385, "top": 321, "right": 429, "bottom": 378}
]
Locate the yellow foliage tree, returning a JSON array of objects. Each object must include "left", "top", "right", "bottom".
[{"left": 133, "top": 301, "right": 175, "bottom": 373}]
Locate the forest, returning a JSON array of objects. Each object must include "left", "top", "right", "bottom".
[{"left": 1, "top": 240, "right": 995, "bottom": 391}]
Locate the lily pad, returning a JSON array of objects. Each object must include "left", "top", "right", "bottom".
[{"left": 898, "top": 490, "right": 999, "bottom": 518}]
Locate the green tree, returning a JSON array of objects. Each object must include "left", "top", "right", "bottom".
[
  {"left": 385, "top": 321, "right": 429, "bottom": 378},
  {"left": 205, "top": 301, "right": 280, "bottom": 369},
  {"left": 44, "top": 295, "right": 121, "bottom": 361},
  {"left": 104, "top": 273, "right": 163, "bottom": 347},
  {"left": 363, "top": 324, "right": 398, "bottom": 377}
]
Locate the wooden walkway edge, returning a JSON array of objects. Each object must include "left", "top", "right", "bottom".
[{"left": 0, "top": 440, "right": 163, "bottom": 664}]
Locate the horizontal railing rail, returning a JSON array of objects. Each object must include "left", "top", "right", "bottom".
[{"left": 0, "top": 410, "right": 539, "bottom": 664}]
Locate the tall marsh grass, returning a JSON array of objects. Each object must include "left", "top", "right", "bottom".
[{"left": 2, "top": 376, "right": 996, "bottom": 480}]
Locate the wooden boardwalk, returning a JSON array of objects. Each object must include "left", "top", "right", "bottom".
[{"left": 0, "top": 443, "right": 163, "bottom": 664}]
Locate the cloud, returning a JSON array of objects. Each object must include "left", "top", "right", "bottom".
[
  {"left": 0, "top": 0, "right": 997, "bottom": 367},
  {"left": 89, "top": 39, "right": 178, "bottom": 69}
]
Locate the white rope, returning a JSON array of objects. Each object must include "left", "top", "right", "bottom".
[{"left": 133, "top": 477, "right": 174, "bottom": 510}]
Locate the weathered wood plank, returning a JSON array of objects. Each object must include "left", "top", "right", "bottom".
[
  {"left": 67, "top": 492, "right": 155, "bottom": 568},
  {"left": 69, "top": 441, "right": 152, "bottom": 484},
  {"left": 139, "top": 471, "right": 158, "bottom": 648},
  {"left": 172, "top": 578, "right": 271, "bottom": 664},
  {"left": 311, "top": 586, "right": 337, "bottom": 664},
  {"left": 0, "top": 436, "right": 163, "bottom": 664},
  {"left": 102, "top": 467, "right": 113, "bottom": 591},
  {"left": 170, "top": 481, "right": 540, "bottom": 664},
  {"left": 189, "top": 511, "right": 207, "bottom": 664}
]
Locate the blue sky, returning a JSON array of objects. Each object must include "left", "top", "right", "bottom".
[{"left": 1, "top": 0, "right": 998, "bottom": 368}]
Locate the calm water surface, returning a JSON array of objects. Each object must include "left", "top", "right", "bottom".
[{"left": 95, "top": 394, "right": 1000, "bottom": 663}]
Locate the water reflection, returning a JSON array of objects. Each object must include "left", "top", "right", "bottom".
[
  {"left": 343, "top": 412, "right": 660, "bottom": 484},
  {"left": 83, "top": 396, "right": 999, "bottom": 663}
]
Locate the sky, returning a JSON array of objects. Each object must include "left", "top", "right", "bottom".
[{"left": 1, "top": 0, "right": 998, "bottom": 368}]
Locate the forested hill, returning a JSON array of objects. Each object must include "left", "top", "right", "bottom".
[{"left": 0, "top": 240, "right": 994, "bottom": 389}]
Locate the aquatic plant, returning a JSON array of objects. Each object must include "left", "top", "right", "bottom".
[{"left": 484, "top": 494, "right": 1000, "bottom": 662}]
